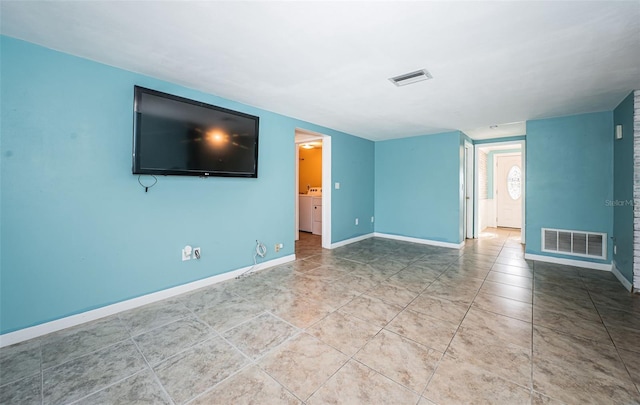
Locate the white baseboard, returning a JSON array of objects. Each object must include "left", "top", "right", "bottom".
[
  {"left": 374, "top": 233, "right": 464, "bottom": 249},
  {"left": 0, "top": 254, "right": 295, "bottom": 348},
  {"left": 612, "top": 260, "right": 633, "bottom": 292},
  {"left": 329, "top": 233, "right": 374, "bottom": 249},
  {"left": 524, "top": 253, "right": 612, "bottom": 272}
]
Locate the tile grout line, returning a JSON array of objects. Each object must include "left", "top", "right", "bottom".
[
  {"left": 303, "top": 261, "right": 437, "bottom": 404},
  {"left": 530, "top": 259, "right": 537, "bottom": 403},
  {"left": 296, "top": 254, "right": 442, "bottom": 402},
  {"left": 185, "top": 251, "right": 414, "bottom": 404},
  {"left": 258, "top": 331, "right": 343, "bottom": 403},
  {"left": 51, "top": 332, "right": 171, "bottom": 405},
  {"left": 419, "top": 240, "right": 499, "bottom": 402},
  {"left": 530, "top": 253, "right": 638, "bottom": 402},
  {"left": 495, "top": 231, "right": 535, "bottom": 402},
  {"left": 40, "top": 339, "right": 44, "bottom": 405},
  {"left": 184, "top": 306, "right": 307, "bottom": 403},
  {"left": 126, "top": 336, "right": 176, "bottom": 405},
  {"left": 503, "top": 231, "right": 535, "bottom": 399},
  {"left": 0, "top": 369, "right": 41, "bottom": 390},
  {"left": 441, "top": 233, "right": 534, "bottom": 393},
  {"left": 582, "top": 275, "right": 639, "bottom": 392},
  {"left": 64, "top": 368, "right": 152, "bottom": 405},
  {"left": 117, "top": 302, "right": 196, "bottom": 339},
  {"left": 40, "top": 336, "right": 133, "bottom": 374}
]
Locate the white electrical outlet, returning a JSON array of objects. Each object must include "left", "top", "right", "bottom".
[
  {"left": 193, "top": 247, "right": 201, "bottom": 259},
  {"left": 371, "top": 216, "right": 374, "bottom": 223},
  {"left": 182, "top": 245, "right": 192, "bottom": 261},
  {"left": 335, "top": 182, "right": 340, "bottom": 189},
  {"left": 355, "top": 218, "right": 359, "bottom": 225},
  {"left": 275, "top": 243, "right": 283, "bottom": 252}
]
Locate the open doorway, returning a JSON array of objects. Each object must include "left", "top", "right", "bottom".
[
  {"left": 294, "top": 129, "right": 332, "bottom": 251},
  {"left": 495, "top": 153, "right": 522, "bottom": 228},
  {"left": 474, "top": 141, "right": 526, "bottom": 244}
]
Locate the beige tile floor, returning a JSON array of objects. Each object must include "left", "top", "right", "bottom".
[{"left": 1, "top": 228, "right": 640, "bottom": 404}]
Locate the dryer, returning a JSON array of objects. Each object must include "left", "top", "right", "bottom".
[
  {"left": 299, "top": 187, "right": 321, "bottom": 233},
  {"left": 312, "top": 196, "right": 322, "bottom": 235},
  {"left": 299, "top": 195, "right": 313, "bottom": 232}
]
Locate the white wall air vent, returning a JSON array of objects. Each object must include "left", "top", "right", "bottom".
[
  {"left": 541, "top": 228, "right": 607, "bottom": 260},
  {"left": 389, "top": 69, "right": 433, "bottom": 87}
]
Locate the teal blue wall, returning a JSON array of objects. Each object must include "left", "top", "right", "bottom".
[
  {"left": 331, "top": 133, "right": 376, "bottom": 241},
  {"left": 0, "top": 36, "right": 374, "bottom": 334},
  {"left": 525, "top": 112, "right": 614, "bottom": 263},
  {"left": 374, "top": 131, "right": 462, "bottom": 244},
  {"left": 612, "top": 92, "right": 635, "bottom": 283},
  {"left": 487, "top": 149, "right": 522, "bottom": 199}
]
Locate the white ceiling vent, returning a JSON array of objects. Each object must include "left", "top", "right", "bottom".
[{"left": 389, "top": 69, "right": 433, "bottom": 87}]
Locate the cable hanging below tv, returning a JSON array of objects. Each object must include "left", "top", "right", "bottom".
[{"left": 132, "top": 86, "right": 259, "bottom": 178}]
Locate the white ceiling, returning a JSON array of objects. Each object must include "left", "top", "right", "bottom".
[
  {"left": 1, "top": 1, "right": 639, "bottom": 141},
  {"left": 465, "top": 121, "right": 527, "bottom": 141}
]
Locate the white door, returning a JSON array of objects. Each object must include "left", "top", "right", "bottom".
[{"left": 496, "top": 154, "right": 522, "bottom": 228}]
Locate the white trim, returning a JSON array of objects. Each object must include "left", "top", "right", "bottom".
[
  {"left": 328, "top": 230, "right": 469, "bottom": 250},
  {"left": 612, "top": 260, "right": 633, "bottom": 292},
  {"left": 473, "top": 143, "right": 480, "bottom": 238},
  {"left": 493, "top": 155, "right": 498, "bottom": 228},
  {"left": 295, "top": 144, "right": 300, "bottom": 241},
  {"left": 329, "top": 233, "right": 374, "bottom": 249},
  {"left": 492, "top": 152, "right": 521, "bottom": 157},
  {"left": 0, "top": 254, "right": 295, "bottom": 348},
  {"left": 330, "top": 232, "right": 467, "bottom": 250},
  {"left": 322, "top": 136, "right": 332, "bottom": 249},
  {"left": 374, "top": 232, "right": 465, "bottom": 249},
  {"left": 524, "top": 253, "right": 612, "bottom": 271},
  {"left": 520, "top": 141, "right": 526, "bottom": 244}
]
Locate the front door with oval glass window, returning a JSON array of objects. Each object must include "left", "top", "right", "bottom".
[{"left": 496, "top": 154, "right": 522, "bottom": 228}]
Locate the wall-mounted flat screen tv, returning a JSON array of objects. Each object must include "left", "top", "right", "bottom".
[{"left": 133, "top": 86, "right": 259, "bottom": 177}]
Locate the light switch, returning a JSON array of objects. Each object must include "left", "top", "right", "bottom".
[{"left": 335, "top": 182, "right": 340, "bottom": 189}]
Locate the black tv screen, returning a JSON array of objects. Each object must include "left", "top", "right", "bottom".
[{"left": 132, "top": 86, "right": 259, "bottom": 177}]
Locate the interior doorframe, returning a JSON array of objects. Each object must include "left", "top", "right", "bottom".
[
  {"left": 473, "top": 140, "right": 526, "bottom": 243},
  {"left": 294, "top": 128, "right": 332, "bottom": 249},
  {"left": 321, "top": 136, "right": 332, "bottom": 249},
  {"left": 464, "top": 141, "right": 474, "bottom": 239},
  {"left": 295, "top": 144, "right": 300, "bottom": 241}
]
